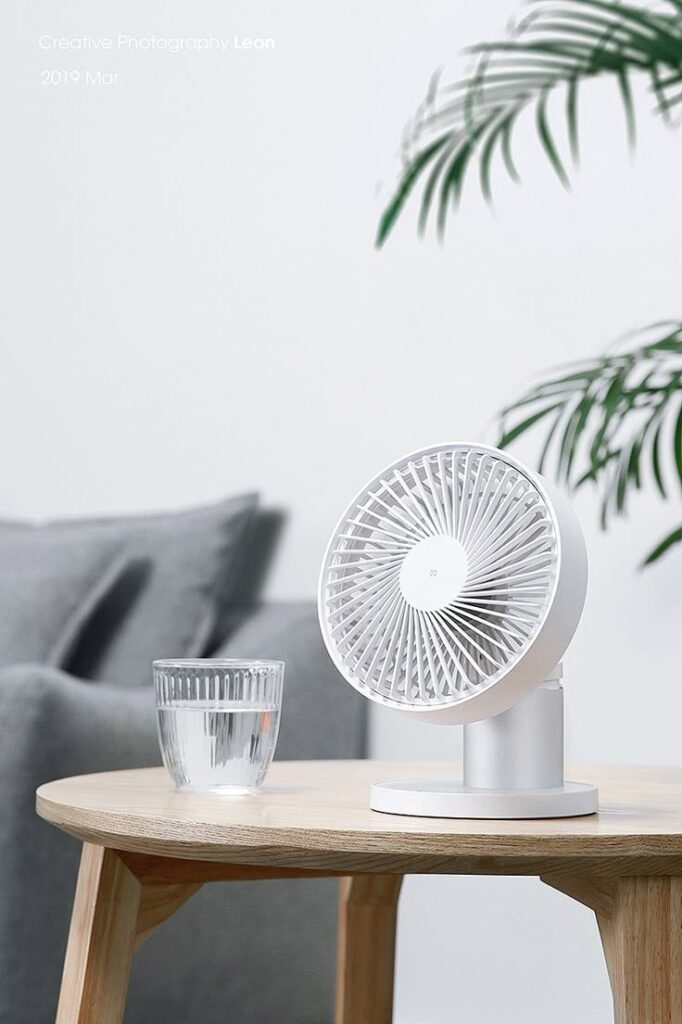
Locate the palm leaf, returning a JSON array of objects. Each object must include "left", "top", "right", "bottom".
[
  {"left": 378, "top": 0, "right": 682, "bottom": 244},
  {"left": 566, "top": 76, "right": 581, "bottom": 161},
  {"left": 498, "top": 401, "right": 564, "bottom": 445},
  {"left": 642, "top": 522, "right": 682, "bottom": 562},
  {"left": 376, "top": 137, "right": 450, "bottom": 247},
  {"left": 497, "top": 322, "right": 682, "bottom": 564}
]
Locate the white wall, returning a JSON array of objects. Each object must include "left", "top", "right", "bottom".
[{"left": 4, "top": 2, "right": 682, "bottom": 1021}]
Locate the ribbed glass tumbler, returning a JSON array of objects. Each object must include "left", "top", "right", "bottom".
[{"left": 154, "top": 659, "right": 284, "bottom": 794}]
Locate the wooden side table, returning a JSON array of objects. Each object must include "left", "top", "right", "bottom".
[{"left": 37, "top": 760, "right": 682, "bottom": 1024}]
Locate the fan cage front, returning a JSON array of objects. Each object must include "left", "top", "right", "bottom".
[{"left": 319, "top": 444, "right": 561, "bottom": 713}]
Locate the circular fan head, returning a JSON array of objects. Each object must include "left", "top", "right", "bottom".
[{"left": 318, "top": 443, "right": 587, "bottom": 724}]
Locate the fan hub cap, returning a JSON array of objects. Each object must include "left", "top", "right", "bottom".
[{"left": 399, "top": 535, "right": 468, "bottom": 612}]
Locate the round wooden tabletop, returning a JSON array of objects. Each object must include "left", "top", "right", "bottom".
[{"left": 37, "top": 761, "right": 682, "bottom": 872}]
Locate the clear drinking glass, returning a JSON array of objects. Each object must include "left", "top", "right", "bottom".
[{"left": 153, "top": 659, "right": 284, "bottom": 795}]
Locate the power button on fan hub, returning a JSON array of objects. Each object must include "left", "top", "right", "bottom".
[{"left": 399, "top": 535, "right": 468, "bottom": 612}]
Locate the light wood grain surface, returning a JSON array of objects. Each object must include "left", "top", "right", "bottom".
[
  {"left": 56, "top": 844, "right": 141, "bottom": 1024},
  {"left": 42, "top": 763, "right": 682, "bottom": 1024},
  {"left": 36, "top": 761, "right": 682, "bottom": 873},
  {"left": 544, "top": 872, "right": 682, "bottom": 1023},
  {"left": 335, "top": 875, "right": 402, "bottom": 1024}
]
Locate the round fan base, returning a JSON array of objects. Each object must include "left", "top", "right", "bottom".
[{"left": 371, "top": 778, "right": 598, "bottom": 819}]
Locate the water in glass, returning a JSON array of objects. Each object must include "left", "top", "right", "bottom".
[{"left": 157, "top": 701, "right": 280, "bottom": 793}]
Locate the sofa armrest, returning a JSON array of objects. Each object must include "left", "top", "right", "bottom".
[
  {"left": 0, "top": 663, "right": 159, "bottom": 793},
  {"left": 0, "top": 664, "right": 160, "bottom": 1024}
]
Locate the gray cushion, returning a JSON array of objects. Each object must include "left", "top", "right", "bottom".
[
  {"left": 212, "top": 601, "right": 366, "bottom": 760},
  {"left": 0, "top": 530, "right": 127, "bottom": 669},
  {"left": 8, "top": 494, "right": 258, "bottom": 687}
]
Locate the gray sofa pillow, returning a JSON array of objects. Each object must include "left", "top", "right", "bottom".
[
  {"left": 51, "top": 494, "right": 258, "bottom": 687},
  {"left": 213, "top": 601, "right": 367, "bottom": 760},
  {"left": 0, "top": 530, "right": 127, "bottom": 669}
]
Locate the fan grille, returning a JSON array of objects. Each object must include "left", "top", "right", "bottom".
[{"left": 320, "top": 446, "right": 559, "bottom": 708}]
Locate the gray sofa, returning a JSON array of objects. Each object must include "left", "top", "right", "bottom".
[{"left": 0, "top": 504, "right": 366, "bottom": 1023}]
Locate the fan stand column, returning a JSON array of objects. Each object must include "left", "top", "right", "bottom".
[{"left": 542, "top": 873, "right": 682, "bottom": 1024}]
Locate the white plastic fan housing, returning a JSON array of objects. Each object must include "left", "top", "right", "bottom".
[{"left": 319, "top": 443, "right": 587, "bottom": 726}]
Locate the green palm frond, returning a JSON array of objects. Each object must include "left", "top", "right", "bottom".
[
  {"left": 377, "top": 0, "right": 682, "bottom": 246},
  {"left": 497, "top": 321, "right": 682, "bottom": 564}
]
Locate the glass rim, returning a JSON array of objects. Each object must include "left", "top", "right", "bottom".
[{"left": 153, "top": 658, "right": 284, "bottom": 671}]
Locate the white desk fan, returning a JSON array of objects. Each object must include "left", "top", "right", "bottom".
[{"left": 318, "top": 443, "right": 598, "bottom": 819}]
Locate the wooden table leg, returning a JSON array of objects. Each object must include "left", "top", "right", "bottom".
[
  {"left": 56, "top": 844, "right": 141, "bottom": 1024},
  {"left": 56, "top": 844, "right": 201, "bottom": 1024},
  {"left": 542, "top": 873, "right": 682, "bottom": 1024},
  {"left": 335, "top": 874, "right": 403, "bottom": 1024}
]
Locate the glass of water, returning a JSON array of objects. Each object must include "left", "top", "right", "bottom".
[{"left": 153, "top": 659, "right": 284, "bottom": 795}]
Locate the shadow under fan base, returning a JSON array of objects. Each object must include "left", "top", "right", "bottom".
[{"left": 370, "top": 778, "right": 599, "bottom": 819}]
